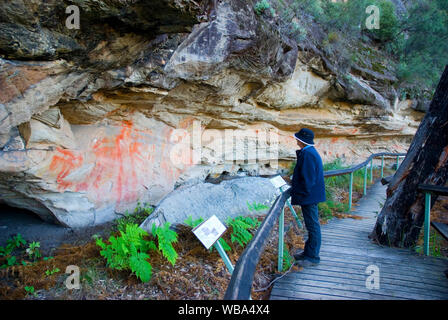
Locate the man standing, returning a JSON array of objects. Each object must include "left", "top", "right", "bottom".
[{"left": 291, "top": 128, "right": 326, "bottom": 267}]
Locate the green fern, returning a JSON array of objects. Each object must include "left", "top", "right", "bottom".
[
  {"left": 226, "top": 216, "right": 261, "bottom": 248},
  {"left": 151, "top": 222, "right": 178, "bottom": 266},
  {"left": 96, "top": 224, "right": 157, "bottom": 282},
  {"left": 129, "top": 252, "right": 152, "bottom": 283}
]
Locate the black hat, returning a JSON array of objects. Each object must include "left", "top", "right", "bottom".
[{"left": 294, "top": 128, "right": 315, "bottom": 146}]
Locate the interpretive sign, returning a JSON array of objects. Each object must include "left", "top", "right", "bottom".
[{"left": 192, "top": 215, "right": 227, "bottom": 250}]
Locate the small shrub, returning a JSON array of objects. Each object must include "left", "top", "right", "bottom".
[
  {"left": 45, "top": 268, "right": 60, "bottom": 276},
  {"left": 96, "top": 222, "right": 178, "bottom": 283},
  {"left": 24, "top": 286, "right": 37, "bottom": 297},
  {"left": 26, "top": 242, "right": 41, "bottom": 261}
]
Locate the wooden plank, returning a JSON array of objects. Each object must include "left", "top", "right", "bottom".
[
  {"left": 276, "top": 277, "right": 446, "bottom": 300},
  {"left": 283, "top": 272, "right": 448, "bottom": 299},
  {"left": 305, "top": 262, "right": 448, "bottom": 286},
  {"left": 287, "top": 268, "right": 448, "bottom": 296},
  {"left": 318, "top": 253, "right": 448, "bottom": 275},
  {"left": 319, "top": 230, "right": 372, "bottom": 239},
  {"left": 319, "top": 247, "right": 448, "bottom": 268},
  {"left": 319, "top": 251, "right": 448, "bottom": 273},
  {"left": 271, "top": 288, "right": 355, "bottom": 300},
  {"left": 271, "top": 281, "right": 407, "bottom": 300},
  {"left": 322, "top": 225, "right": 373, "bottom": 233},
  {"left": 308, "top": 259, "right": 448, "bottom": 285}
]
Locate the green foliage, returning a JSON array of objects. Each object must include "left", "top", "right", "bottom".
[
  {"left": 184, "top": 214, "right": 261, "bottom": 252},
  {"left": 415, "top": 229, "right": 444, "bottom": 257},
  {"left": 5, "top": 256, "right": 17, "bottom": 267},
  {"left": 96, "top": 222, "right": 178, "bottom": 283},
  {"left": 116, "top": 202, "right": 154, "bottom": 232},
  {"left": 274, "top": 0, "right": 447, "bottom": 96},
  {"left": 6, "top": 234, "right": 26, "bottom": 253},
  {"left": 254, "top": 0, "right": 274, "bottom": 16},
  {"left": 367, "top": 0, "right": 399, "bottom": 42},
  {"left": 96, "top": 224, "right": 156, "bottom": 283},
  {"left": 26, "top": 242, "right": 41, "bottom": 261},
  {"left": 45, "top": 267, "right": 60, "bottom": 276},
  {"left": 282, "top": 246, "right": 294, "bottom": 270},
  {"left": 184, "top": 216, "right": 204, "bottom": 228},
  {"left": 151, "top": 222, "right": 178, "bottom": 266},
  {"left": 247, "top": 201, "right": 269, "bottom": 212},
  {"left": 24, "top": 286, "right": 37, "bottom": 297},
  {"left": 1, "top": 234, "right": 27, "bottom": 268},
  {"left": 217, "top": 238, "right": 232, "bottom": 252},
  {"left": 225, "top": 216, "right": 261, "bottom": 248},
  {"left": 393, "top": 0, "right": 448, "bottom": 93}
]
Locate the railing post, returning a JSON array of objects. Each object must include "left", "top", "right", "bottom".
[
  {"left": 278, "top": 207, "right": 285, "bottom": 272},
  {"left": 285, "top": 199, "right": 303, "bottom": 229},
  {"left": 370, "top": 158, "right": 373, "bottom": 183},
  {"left": 381, "top": 155, "right": 384, "bottom": 178},
  {"left": 424, "top": 192, "right": 431, "bottom": 256},
  {"left": 363, "top": 165, "right": 368, "bottom": 196},
  {"left": 348, "top": 172, "right": 353, "bottom": 211}
]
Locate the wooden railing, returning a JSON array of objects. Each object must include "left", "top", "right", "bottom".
[{"left": 224, "top": 152, "right": 406, "bottom": 300}]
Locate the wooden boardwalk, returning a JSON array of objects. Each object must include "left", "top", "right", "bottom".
[{"left": 271, "top": 182, "right": 448, "bottom": 300}]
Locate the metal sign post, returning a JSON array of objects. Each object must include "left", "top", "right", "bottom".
[
  {"left": 270, "top": 175, "right": 303, "bottom": 229},
  {"left": 192, "top": 215, "right": 234, "bottom": 274},
  {"left": 270, "top": 175, "right": 303, "bottom": 272}
]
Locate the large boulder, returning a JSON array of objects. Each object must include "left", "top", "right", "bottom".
[{"left": 140, "top": 177, "right": 279, "bottom": 231}]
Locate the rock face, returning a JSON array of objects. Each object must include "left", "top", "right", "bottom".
[{"left": 0, "top": 0, "right": 424, "bottom": 227}]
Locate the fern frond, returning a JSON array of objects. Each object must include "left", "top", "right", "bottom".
[
  {"left": 129, "top": 252, "right": 152, "bottom": 283},
  {"left": 152, "top": 222, "right": 179, "bottom": 266}
]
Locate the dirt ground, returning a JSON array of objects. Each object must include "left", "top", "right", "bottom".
[{"left": 0, "top": 210, "right": 306, "bottom": 300}]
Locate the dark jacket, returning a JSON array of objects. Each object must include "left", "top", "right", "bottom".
[{"left": 291, "top": 146, "right": 326, "bottom": 206}]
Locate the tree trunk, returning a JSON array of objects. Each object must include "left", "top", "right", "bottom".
[{"left": 370, "top": 66, "right": 448, "bottom": 247}]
